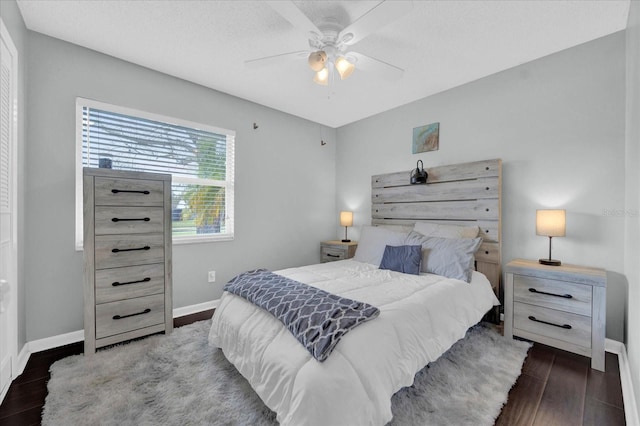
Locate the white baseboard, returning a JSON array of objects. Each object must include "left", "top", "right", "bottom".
[
  {"left": 173, "top": 299, "right": 219, "bottom": 318},
  {"left": 14, "top": 342, "right": 30, "bottom": 378},
  {"left": 606, "top": 338, "right": 639, "bottom": 426},
  {"left": 9, "top": 305, "right": 636, "bottom": 426},
  {"left": 11, "top": 300, "right": 220, "bottom": 375}
]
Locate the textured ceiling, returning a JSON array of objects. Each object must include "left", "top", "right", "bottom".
[{"left": 16, "top": 0, "right": 630, "bottom": 128}]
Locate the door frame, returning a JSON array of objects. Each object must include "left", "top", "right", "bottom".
[{"left": 0, "top": 17, "right": 19, "bottom": 402}]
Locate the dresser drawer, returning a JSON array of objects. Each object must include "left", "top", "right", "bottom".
[
  {"left": 514, "top": 275, "right": 592, "bottom": 316},
  {"left": 94, "top": 177, "right": 165, "bottom": 207},
  {"left": 95, "top": 234, "right": 165, "bottom": 269},
  {"left": 321, "top": 246, "right": 347, "bottom": 262},
  {"left": 95, "top": 293, "right": 165, "bottom": 339},
  {"left": 94, "top": 206, "right": 164, "bottom": 235},
  {"left": 513, "top": 302, "right": 591, "bottom": 349},
  {"left": 95, "top": 263, "right": 165, "bottom": 304}
]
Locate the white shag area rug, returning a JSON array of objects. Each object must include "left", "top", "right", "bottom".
[{"left": 42, "top": 320, "right": 531, "bottom": 426}]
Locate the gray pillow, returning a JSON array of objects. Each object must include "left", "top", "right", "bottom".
[
  {"left": 379, "top": 245, "right": 422, "bottom": 275},
  {"left": 404, "top": 231, "right": 482, "bottom": 283}
]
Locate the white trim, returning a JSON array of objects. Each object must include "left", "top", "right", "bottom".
[
  {"left": 74, "top": 97, "right": 236, "bottom": 251},
  {"left": 15, "top": 343, "right": 29, "bottom": 377},
  {"left": 173, "top": 299, "right": 219, "bottom": 318},
  {"left": 12, "top": 299, "right": 219, "bottom": 357},
  {"left": 29, "top": 330, "right": 85, "bottom": 354},
  {"left": 0, "top": 17, "right": 19, "bottom": 400},
  {"left": 606, "top": 338, "right": 639, "bottom": 426},
  {"left": 1, "top": 300, "right": 219, "bottom": 404}
]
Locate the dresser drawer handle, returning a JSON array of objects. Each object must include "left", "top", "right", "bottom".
[
  {"left": 111, "top": 189, "right": 150, "bottom": 195},
  {"left": 112, "top": 277, "right": 151, "bottom": 287},
  {"left": 113, "top": 308, "right": 151, "bottom": 320},
  {"left": 528, "top": 288, "right": 572, "bottom": 299},
  {"left": 112, "top": 246, "right": 151, "bottom": 253},
  {"left": 112, "top": 217, "right": 151, "bottom": 222},
  {"left": 326, "top": 253, "right": 341, "bottom": 258},
  {"left": 528, "top": 315, "right": 572, "bottom": 329}
]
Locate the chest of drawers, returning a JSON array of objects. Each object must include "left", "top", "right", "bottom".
[
  {"left": 504, "top": 259, "right": 606, "bottom": 371},
  {"left": 83, "top": 168, "right": 173, "bottom": 354}
]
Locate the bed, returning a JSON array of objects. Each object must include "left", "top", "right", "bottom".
[{"left": 209, "top": 158, "right": 502, "bottom": 425}]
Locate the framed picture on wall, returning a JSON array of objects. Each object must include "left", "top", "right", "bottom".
[{"left": 412, "top": 122, "right": 440, "bottom": 154}]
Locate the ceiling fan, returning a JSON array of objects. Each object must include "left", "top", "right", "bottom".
[{"left": 246, "top": 1, "right": 413, "bottom": 86}]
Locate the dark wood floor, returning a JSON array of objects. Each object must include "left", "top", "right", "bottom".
[{"left": 0, "top": 312, "right": 625, "bottom": 425}]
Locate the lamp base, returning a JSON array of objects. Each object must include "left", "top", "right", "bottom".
[
  {"left": 539, "top": 258, "right": 562, "bottom": 266},
  {"left": 341, "top": 239, "right": 351, "bottom": 243}
]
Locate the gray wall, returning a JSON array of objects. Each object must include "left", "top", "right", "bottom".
[
  {"left": 335, "top": 32, "right": 627, "bottom": 341},
  {"left": 625, "top": 0, "right": 640, "bottom": 414},
  {"left": 24, "top": 32, "right": 336, "bottom": 341},
  {"left": 5, "top": 0, "right": 633, "bottom": 352},
  {"left": 0, "top": 0, "right": 28, "bottom": 354}
]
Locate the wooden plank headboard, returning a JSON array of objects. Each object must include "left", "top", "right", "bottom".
[{"left": 371, "top": 158, "right": 502, "bottom": 299}]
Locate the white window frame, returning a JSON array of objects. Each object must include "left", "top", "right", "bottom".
[{"left": 75, "top": 97, "right": 235, "bottom": 250}]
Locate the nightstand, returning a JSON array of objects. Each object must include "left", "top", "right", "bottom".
[
  {"left": 320, "top": 241, "right": 358, "bottom": 263},
  {"left": 504, "top": 259, "right": 606, "bottom": 371}
]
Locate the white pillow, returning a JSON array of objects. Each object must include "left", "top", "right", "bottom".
[
  {"left": 413, "top": 222, "right": 480, "bottom": 239},
  {"left": 353, "top": 225, "right": 409, "bottom": 266},
  {"left": 405, "top": 231, "right": 482, "bottom": 283},
  {"left": 375, "top": 224, "right": 414, "bottom": 233}
]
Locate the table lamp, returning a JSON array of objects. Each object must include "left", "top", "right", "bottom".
[
  {"left": 536, "top": 209, "right": 566, "bottom": 266},
  {"left": 340, "top": 211, "right": 353, "bottom": 243}
]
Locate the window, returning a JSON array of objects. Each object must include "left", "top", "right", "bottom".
[{"left": 75, "top": 98, "right": 235, "bottom": 249}]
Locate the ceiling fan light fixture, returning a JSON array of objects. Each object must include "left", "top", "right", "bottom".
[
  {"left": 335, "top": 56, "right": 355, "bottom": 80},
  {"left": 308, "top": 50, "right": 327, "bottom": 72},
  {"left": 313, "top": 67, "right": 329, "bottom": 86}
]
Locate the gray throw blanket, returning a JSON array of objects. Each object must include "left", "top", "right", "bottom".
[{"left": 224, "top": 269, "right": 380, "bottom": 362}]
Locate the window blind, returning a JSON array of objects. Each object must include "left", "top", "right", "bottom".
[{"left": 77, "top": 100, "right": 235, "bottom": 244}]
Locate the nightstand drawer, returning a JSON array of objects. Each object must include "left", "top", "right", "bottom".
[
  {"left": 94, "top": 206, "right": 164, "bottom": 235},
  {"left": 514, "top": 275, "right": 592, "bottom": 316},
  {"left": 513, "top": 302, "right": 591, "bottom": 349},
  {"left": 320, "top": 241, "right": 357, "bottom": 263},
  {"left": 95, "top": 293, "right": 165, "bottom": 339},
  {"left": 321, "top": 246, "right": 347, "bottom": 262}
]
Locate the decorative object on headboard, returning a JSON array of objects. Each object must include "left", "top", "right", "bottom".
[
  {"left": 372, "top": 158, "right": 502, "bottom": 305},
  {"left": 410, "top": 160, "right": 428, "bottom": 185},
  {"left": 340, "top": 211, "right": 353, "bottom": 242},
  {"left": 536, "top": 209, "right": 565, "bottom": 266},
  {"left": 412, "top": 122, "right": 440, "bottom": 154}
]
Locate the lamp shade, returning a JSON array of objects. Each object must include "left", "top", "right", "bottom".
[
  {"left": 340, "top": 211, "right": 353, "bottom": 227},
  {"left": 313, "top": 67, "right": 329, "bottom": 86},
  {"left": 308, "top": 51, "right": 327, "bottom": 72},
  {"left": 536, "top": 209, "right": 566, "bottom": 237},
  {"left": 335, "top": 56, "right": 355, "bottom": 80}
]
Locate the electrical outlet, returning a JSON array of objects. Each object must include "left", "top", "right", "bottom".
[{"left": 208, "top": 271, "right": 216, "bottom": 283}]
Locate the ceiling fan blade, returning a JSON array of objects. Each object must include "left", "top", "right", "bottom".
[
  {"left": 349, "top": 51, "right": 404, "bottom": 80},
  {"left": 266, "top": 1, "right": 322, "bottom": 40},
  {"left": 245, "top": 51, "right": 309, "bottom": 69},
  {"left": 339, "top": 0, "right": 413, "bottom": 46}
]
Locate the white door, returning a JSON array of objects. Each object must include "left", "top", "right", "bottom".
[{"left": 0, "top": 19, "right": 18, "bottom": 399}]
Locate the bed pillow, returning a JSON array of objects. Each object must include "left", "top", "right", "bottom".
[
  {"left": 379, "top": 245, "right": 422, "bottom": 275},
  {"left": 404, "top": 231, "right": 482, "bottom": 283},
  {"left": 413, "top": 221, "right": 480, "bottom": 239},
  {"left": 375, "top": 224, "right": 414, "bottom": 234},
  {"left": 353, "top": 226, "right": 409, "bottom": 266}
]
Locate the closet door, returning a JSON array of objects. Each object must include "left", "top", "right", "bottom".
[{"left": 0, "top": 19, "right": 18, "bottom": 400}]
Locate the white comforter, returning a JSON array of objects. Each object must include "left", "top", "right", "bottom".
[{"left": 209, "top": 260, "right": 499, "bottom": 426}]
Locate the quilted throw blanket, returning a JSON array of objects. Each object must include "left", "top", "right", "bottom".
[{"left": 223, "top": 269, "right": 380, "bottom": 362}]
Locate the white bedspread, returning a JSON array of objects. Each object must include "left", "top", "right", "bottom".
[{"left": 209, "top": 260, "right": 500, "bottom": 426}]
